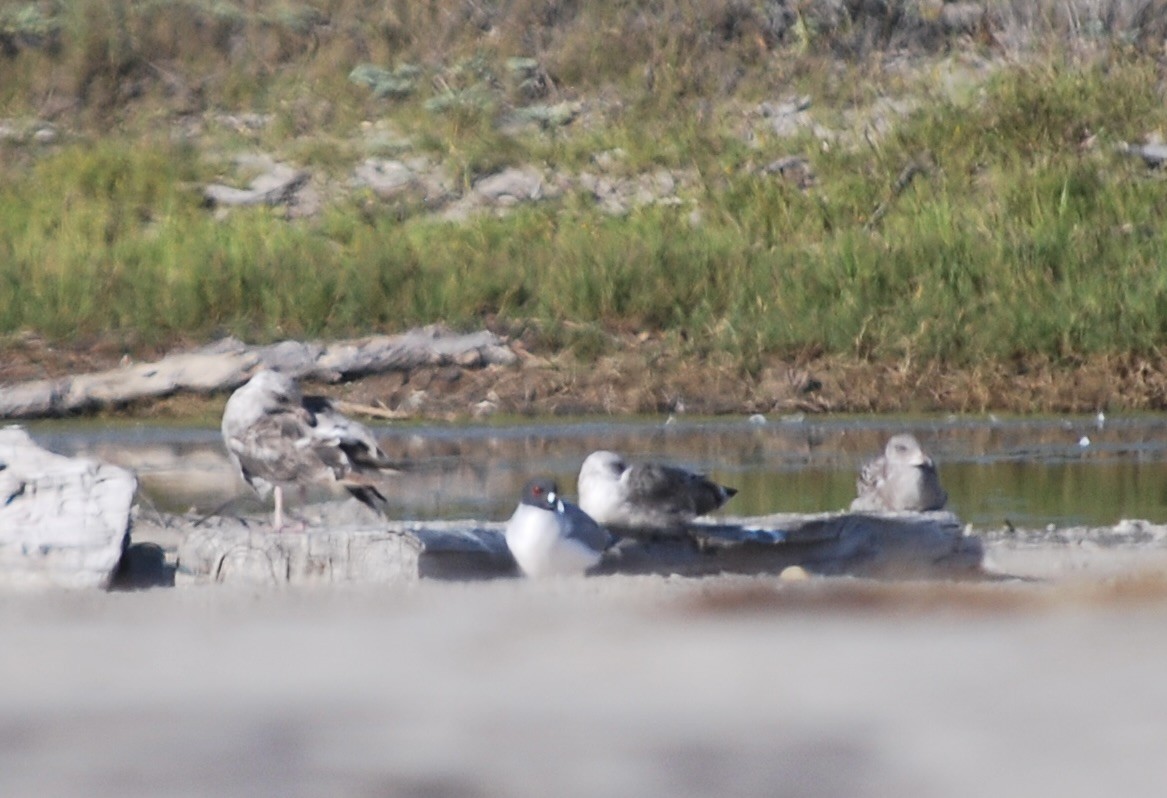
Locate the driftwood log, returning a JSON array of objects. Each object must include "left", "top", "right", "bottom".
[
  {"left": 163, "top": 507, "right": 986, "bottom": 587},
  {"left": 0, "top": 427, "right": 136, "bottom": 589},
  {"left": 0, "top": 326, "right": 517, "bottom": 418}
]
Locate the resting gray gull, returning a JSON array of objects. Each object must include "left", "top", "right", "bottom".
[
  {"left": 221, "top": 369, "right": 403, "bottom": 530},
  {"left": 577, "top": 450, "right": 738, "bottom": 532},
  {"left": 505, "top": 477, "right": 611, "bottom": 577},
  {"left": 850, "top": 433, "right": 947, "bottom": 512}
]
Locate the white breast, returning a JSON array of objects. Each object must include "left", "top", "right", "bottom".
[{"left": 505, "top": 504, "right": 602, "bottom": 578}]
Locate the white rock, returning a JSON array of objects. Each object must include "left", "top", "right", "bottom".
[
  {"left": 474, "top": 167, "right": 544, "bottom": 203},
  {"left": 353, "top": 158, "right": 416, "bottom": 199},
  {"left": 0, "top": 427, "right": 136, "bottom": 589}
]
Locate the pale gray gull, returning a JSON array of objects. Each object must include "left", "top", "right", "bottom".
[
  {"left": 577, "top": 450, "right": 738, "bottom": 532},
  {"left": 221, "top": 369, "right": 403, "bottom": 530},
  {"left": 505, "top": 477, "right": 611, "bottom": 577},
  {"left": 850, "top": 433, "right": 947, "bottom": 512}
]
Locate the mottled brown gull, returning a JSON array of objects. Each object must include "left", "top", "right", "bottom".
[
  {"left": 577, "top": 450, "right": 738, "bottom": 532},
  {"left": 221, "top": 370, "right": 403, "bottom": 530},
  {"left": 850, "top": 433, "right": 947, "bottom": 512},
  {"left": 505, "top": 477, "right": 611, "bottom": 577}
]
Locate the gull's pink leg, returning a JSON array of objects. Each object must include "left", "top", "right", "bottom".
[{"left": 273, "top": 486, "right": 285, "bottom": 532}]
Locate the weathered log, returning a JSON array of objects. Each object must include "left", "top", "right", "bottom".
[
  {"left": 0, "top": 325, "right": 518, "bottom": 419},
  {"left": 169, "top": 507, "right": 985, "bottom": 587},
  {"left": 0, "top": 426, "right": 136, "bottom": 589}
]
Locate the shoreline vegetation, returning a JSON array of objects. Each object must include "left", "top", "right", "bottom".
[{"left": 5, "top": 0, "right": 1167, "bottom": 416}]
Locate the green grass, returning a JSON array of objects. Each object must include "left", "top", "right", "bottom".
[{"left": 4, "top": 0, "right": 1167, "bottom": 372}]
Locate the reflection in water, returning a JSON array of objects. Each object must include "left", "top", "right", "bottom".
[{"left": 25, "top": 414, "right": 1167, "bottom": 527}]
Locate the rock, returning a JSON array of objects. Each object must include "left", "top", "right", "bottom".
[
  {"left": 763, "top": 155, "right": 815, "bottom": 189},
  {"left": 353, "top": 155, "right": 456, "bottom": 208},
  {"left": 175, "top": 517, "right": 515, "bottom": 586},
  {"left": 780, "top": 565, "right": 810, "bottom": 581},
  {"left": 0, "top": 427, "right": 136, "bottom": 589},
  {"left": 172, "top": 506, "right": 984, "bottom": 586},
  {"left": 204, "top": 157, "right": 310, "bottom": 208},
  {"left": 354, "top": 158, "right": 416, "bottom": 199},
  {"left": 760, "top": 96, "right": 813, "bottom": 138},
  {"left": 575, "top": 165, "right": 693, "bottom": 216},
  {"left": 473, "top": 167, "right": 544, "bottom": 204}
]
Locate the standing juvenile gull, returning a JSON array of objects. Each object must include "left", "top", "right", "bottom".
[
  {"left": 577, "top": 450, "right": 738, "bottom": 532},
  {"left": 505, "top": 477, "right": 611, "bottom": 577},
  {"left": 850, "top": 433, "right": 947, "bottom": 512},
  {"left": 221, "top": 370, "right": 403, "bottom": 530}
]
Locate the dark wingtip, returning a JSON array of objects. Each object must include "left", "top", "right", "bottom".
[
  {"left": 724, "top": 486, "right": 739, "bottom": 499},
  {"left": 346, "top": 484, "right": 390, "bottom": 516},
  {"left": 301, "top": 395, "right": 333, "bottom": 414}
]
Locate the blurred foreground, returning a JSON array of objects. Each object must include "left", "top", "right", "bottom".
[{"left": 2, "top": 572, "right": 1167, "bottom": 797}]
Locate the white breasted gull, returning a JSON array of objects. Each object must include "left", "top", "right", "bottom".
[
  {"left": 505, "top": 477, "right": 611, "bottom": 577},
  {"left": 577, "top": 450, "right": 738, "bottom": 532},
  {"left": 850, "top": 433, "right": 947, "bottom": 512},
  {"left": 221, "top": 369, "right": 403, "bottom": 530}
]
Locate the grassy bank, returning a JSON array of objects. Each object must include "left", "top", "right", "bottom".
[{"left": 3, "top": 0, "right": 1167, "bottom": 375}]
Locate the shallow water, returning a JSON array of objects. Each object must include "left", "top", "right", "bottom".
[{"left": 25, "top": 413, "right": 1167, "bottom": 528}]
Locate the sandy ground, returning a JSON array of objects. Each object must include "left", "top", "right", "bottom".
[{"left": 3, "top": 570, "right": 1167, "bottom": 797}]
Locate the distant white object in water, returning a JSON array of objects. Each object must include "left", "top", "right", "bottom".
[
  {"left": 1079, "top": 436, "right": 1091, "bottom": 448},
  {"left": 1096, "top": 412, "right": 1106, "bottom": 430},
  {"left": 577, "top": 450, "right": 738, "bottom": 531},
  {"left": 850, "top": 434, "right": 947, "bottom": 512},
  {"left": 505, "top": 477, "right": 610, "bottom": 577},
  {"left": 221, "top": 370, "right": 404, "bottom": 531},
  {"left": 748, "top": 413, "right": 767, "bottom": 425}
]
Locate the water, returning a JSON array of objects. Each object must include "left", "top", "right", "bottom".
[{"left": 24, "top": 413, "right": 1167, "bottom": 528}]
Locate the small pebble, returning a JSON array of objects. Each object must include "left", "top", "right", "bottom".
[{"left": 779, "top": 565, "right": 809, "bottom": 581}]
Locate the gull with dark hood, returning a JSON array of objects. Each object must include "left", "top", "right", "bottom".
[{"left": 505, "top": 477, "right": 610, "bottom": 577}]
